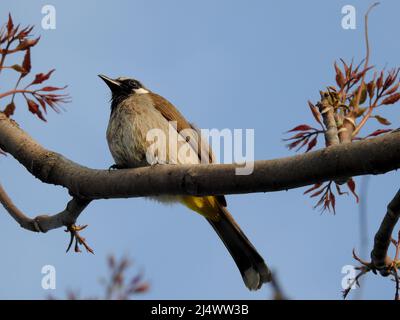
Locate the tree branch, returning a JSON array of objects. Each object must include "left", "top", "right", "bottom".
[
  {"left": 371, "top": 189, "right": 400, "bottom": 273},
  {"left": 0, "top": 182, "right": 90, "bottom": 233},
  {"left": 0, "top": 113, "right": 400, "bottom": 200}
]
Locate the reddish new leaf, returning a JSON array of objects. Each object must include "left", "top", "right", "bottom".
[
  {"left": 334, "top": 61, "right": 345, "bottom": 88},
  {"left": 310, "top": 187, "right": 325, "bottom": 198},
  {"left": 304, "top": 183, "right": 322, "bottom": 195},
  {"left": 340, "top": 58, "right": 350, "bottom": 78},
  {"left": 133, "top": 283, "right": 149, "bottom": 294},
  {"left": 367, "top": 80, "right": 376, "bottom": 99},
  {"left": 26, "top": 99, "right": 46, "bottom": 121},
  {"left": 287, "top": 124, "right": 313, "bottom": 133},
  {"left": 330, "top": 191, "right": 336, "bottom": 214},
  {"left": 308, "top": 101, "right": 323, "bottom": 127},
  {"left": 21, "top": 48, "right": 31, "bottom": 77},
  {"left": 10, "top": 64, "right": 25, "bottom": 73},
  {"left": 377, "top": 70, "right": 384, "bottom": 89},
  {"left": 38, "top": 86, "right": 67, "bottom": 92},
  {"left": 284, "top": 132, "right": 307, "bottom": 141},
  {"left": 7, "top": 13, "right": 13, "bottom": 39},
  {"left": 381, "top": 93, "right": 400, "bottom": 105},
  {"left": 15, "top": 37, "right": 40, "bottom": 51},
  {"left": 30, "top": 69, "right": 55, "bottom": 85},
  {"left": 305, "top": 136, "right": 317, "bottom": 152},
  {"left": 4, "top": 101, "right": 15, "bottom": 117},
  {"left": 17, "top": 25, "right": 33, "bottom": 40},
  {"left": 373, "top": 115, "right": 391, "bottom": 126},
  {"left": 347, "top": 178, "right": 359, "bottom": 203},
  {"left": 365, "top": 129, "right": 392, "bottom": 138},
  {"left": 295, "top": 137, "right": 310, "bottom": 151},
  {"left": 384, "top": 82, "right": 400, "bottom": 96},
  {"left": 286, "top": 139, "right": 303, "bottom": 150}
]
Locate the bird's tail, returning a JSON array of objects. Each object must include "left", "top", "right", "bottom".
[{"left": 207, "top": 205, "right": 271, "bottom": 290}]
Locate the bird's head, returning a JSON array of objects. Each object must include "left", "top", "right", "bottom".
[
  {"left": 99, "top": 74, "right": 149, "bottom": 95},
  {"left": 99, "top": 75, "right": 149, "bottom": 112}
]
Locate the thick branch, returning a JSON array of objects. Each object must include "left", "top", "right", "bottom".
[{"left": 0, "top": 113, "right": 400, "bottom": 199}]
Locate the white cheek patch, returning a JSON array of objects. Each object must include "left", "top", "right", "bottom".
[{"left": 135, "top": 88, "right": 149, "bottom": 94}]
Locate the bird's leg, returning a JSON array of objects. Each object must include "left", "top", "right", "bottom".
[{"left": 65, "top": 224, "right": 94, "bottom": 254}]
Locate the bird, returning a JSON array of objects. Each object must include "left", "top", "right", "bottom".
[{"left": 99, "top": 74, "right": 271, "bottom": 290}]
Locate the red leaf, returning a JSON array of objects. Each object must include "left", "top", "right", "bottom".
[
  {"left": 305, "top": 136, "right": 317, "bottom": 152},
  {"left": 21, "top": 48, "right": 31, "bottom": 77},
  {"left": 310, "top": 187, "right": 325, "bottom": 198},
  {"left": 15, "top": 37, "right": 40, "bottom": 51},
  {"left": 35, "top": 97, "right": 47, "bottom": 112},
  {"left": 340, "top": 58, "right": 350, "bottom": 78},
  {"left": 284, "top": 132, "right": 307, "bottom": 141},
  {"left": 377, "top": 71, "right": 384, "bottom": 89},
  {"left": 334, "top": 61, "right": 345, "bottom": 88},
  {"left": 304, "top": 183, "right": 322, "bottom": 195},
  {"left": 330, "top": 191, "right": 336, "bottom": 214},
  {"left": 133, "top": 283, "right": 149, "bottom": 293},
  {"left": 7, "top": 13, "right": 13, "bottom": 39},
  {"left": 4, "top": 101, "right": 15, "bottom": 117},
  {"left": 38, "top": 86, "right": 66, "bottom": 92},
  {"left": 347, "top": 178, "right": 359, "bottom": 203},
  {"left": 17, "top": 25, "right": 34, "bottom": 40},
  {"left": 30, "top": 69, "right": 55, "bottom": 85},
  {"left": 384, "top": 82, "right": 400, "bottom": 96},
  {"left": 26, "top": 99, "right": 46, "bottom": 121},
  {"left": 287, "top": 124, "right": 313, "bottom": 133},
  {"left": 373, "top": 115, "right": 391, "bottom": 126},
  {"left": 286, "top": 139, "right": 303, "bottom": 150},
  {"left": 382, "top": 92, "right": 400, "bottom": 105},
  {"left": 308, "top": 101, "right": 323, "bottom": 127},
  {"left": 295, "top": 137, "right": 310, "bottom": 151},
  {"left": 365, "top": 129, "right": 392, "bottom": 138}
]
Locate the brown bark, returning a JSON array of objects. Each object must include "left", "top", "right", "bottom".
[{"left": 0, "top": 113, "right": 399, "bottom": 199}]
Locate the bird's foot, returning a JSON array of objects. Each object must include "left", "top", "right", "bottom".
[
  {"left": 65, "top": 224, "right": 94, "bottom": 254},
  {"left": 108, "top": 164, "right": 124, "bottom": 172}
]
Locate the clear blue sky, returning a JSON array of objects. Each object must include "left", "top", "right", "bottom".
[{"left": 0, "top": 0, "right": 399, "bottom": 299}]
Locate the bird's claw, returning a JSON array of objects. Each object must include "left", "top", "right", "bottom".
[
  {"left": 65, "top": 224, "right": 94, "bottom": 254},
  {"left": 108, "top": 164, "right": 123, "bottom": 172}
]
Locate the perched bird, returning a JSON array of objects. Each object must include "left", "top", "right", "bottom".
[{"left": 99, "top": 75, "right": 271, "bottom": 290}]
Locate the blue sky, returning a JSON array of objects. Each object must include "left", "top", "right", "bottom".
[{"left": 0, "top": 0, "right": 399, "bottom": 299}]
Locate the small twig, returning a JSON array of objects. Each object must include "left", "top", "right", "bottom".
[
  {"left": 269, "top": 272, "right": 287, "bottom": 300},
  {"left": 0, "top": 89, "right": 34, "bottom": 99},
  {"left": 65, "top": 224, "right": 94, "bottom": 254},
  {"left": 342, "top": 266, "right": 370, "bottom": 299},
  {"left": 353, "top": 2, "right": 379, "bottom": 111}
]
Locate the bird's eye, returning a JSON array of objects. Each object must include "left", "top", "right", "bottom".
[{"left": 129, "top": 80, "right": 139, "bottom": 89}]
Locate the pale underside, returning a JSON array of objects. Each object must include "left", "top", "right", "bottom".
[{"left": 106, "top": 92, "right": 214, "bottom": 204}]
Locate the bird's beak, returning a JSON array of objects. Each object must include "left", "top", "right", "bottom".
[{"left": 98, "top": 74, "right": 121, "bottom": 91}]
